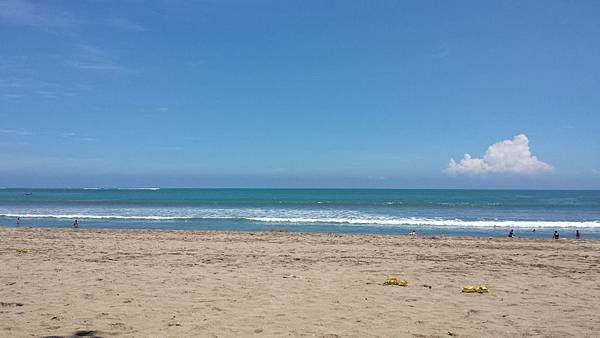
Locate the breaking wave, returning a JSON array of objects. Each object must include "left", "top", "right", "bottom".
[
  {"left": 1, "top": 212, "right": 598, "bottom": 228},
  {"left": 1, "top": 213, "right": 189, "bottom": 220}
]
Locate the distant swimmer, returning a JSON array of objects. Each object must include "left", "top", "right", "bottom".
[
  {"left": 576, "top": 230, "right": 581, "bottom": 239},
  {"left": 553, "top": 230, "right": 560, "bottom": 240},
  {"left": 508, "top": 229, "right": 514, "bottom": 238},
  {"left": 73, "top": 219, "right": 80, "bottom": 229},
  {"left": 408, "top": 230, "right": 417, "bottom": 237}
]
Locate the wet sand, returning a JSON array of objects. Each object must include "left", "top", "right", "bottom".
[{"left": 1, "top": 227, "right": 600, "bottom": 337}]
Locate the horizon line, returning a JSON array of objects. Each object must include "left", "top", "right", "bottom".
[{"left": 2, "top": 187, "right": 600, "bottom": 191}]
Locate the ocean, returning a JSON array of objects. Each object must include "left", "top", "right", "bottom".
[{"left": 1, "top": 188, "right": 599, "bottom": 239}]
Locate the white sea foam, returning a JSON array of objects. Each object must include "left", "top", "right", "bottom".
[
  {"left": 1, "top": 213, "right": 189, "bottom": 220},
  {"left": 116, "top": 187, "right": 160, "bottom": 191},
  {"left": 246, "top": 217, "right": 600, "bottom": 228},
  {"left": 1, "top": 212, "right": 599, "bottom": 228}
]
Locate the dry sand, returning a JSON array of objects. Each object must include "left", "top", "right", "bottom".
[{"left": 1, "top": 227, "right": 600, "bottom": 337}]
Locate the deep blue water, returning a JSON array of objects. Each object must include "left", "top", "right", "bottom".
[{"left": 1, "top": 188, "right": 599, "bottom": 239}]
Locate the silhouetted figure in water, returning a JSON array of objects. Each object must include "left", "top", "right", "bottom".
[
  {"left": 576, "top": 230, "right": 581, "bottom": 239},
  {"left": 553, "top": 230, "right": 560, "bottom": 240},
  {"left": 508, "top": 229, "right": 514, "bottom": 238},
  {"left": 73, "top": 219, "right": 80, "bottom": 229},
  {"left": 16, "top": 217, "right": 20, "bottom": 226}
]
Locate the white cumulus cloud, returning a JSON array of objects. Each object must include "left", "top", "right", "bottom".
[{"left": 448, "top": 134, "right": 553, "bottom": 176}]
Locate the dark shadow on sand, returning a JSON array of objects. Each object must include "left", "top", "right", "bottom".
[{"left": 41, "top": 330, "right": 101, "bottom": 338}]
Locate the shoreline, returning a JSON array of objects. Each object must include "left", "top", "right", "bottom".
[
  {"left": 1, "top": 223, "right": 594, "bottom": 241},
  {"left": 2, "top": 227, "right": 600, "bottom": 337},
  {"left": 0, "top": 224, "right": 592, "bottom": 239}
]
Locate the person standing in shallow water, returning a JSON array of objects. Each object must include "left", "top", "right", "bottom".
[
  {"left": 508, "top": 229, "right": 514, "bottom": 238},
  {"left": 73, "top": 219, "right": 79, "bottom": 229},
  {"left": 553, "top": 230, "right": 560, "bottom": 239},
  {"left": 16, "top": 217, "right": 20, "bottom": 226},
  {"left": 576, "top": 230, "right": 581, "bottom": 239}
]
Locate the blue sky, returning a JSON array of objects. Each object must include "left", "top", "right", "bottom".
[{"left": 1, "top": 0, "right": 599, "bottom": 188}]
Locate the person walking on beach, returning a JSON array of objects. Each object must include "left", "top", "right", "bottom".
[
  {"left": 576, "top": 230, "right": 581, "bottom": 239},
  {"left": 553, "top": 230, "right": 560, "bottom": 240},
  {"left": 73, "top": 219, "right": 80, "bottom": 229}
]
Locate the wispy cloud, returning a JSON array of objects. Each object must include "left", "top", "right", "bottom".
[
  {"left": 36, "top": 90, "right": 59, "bottom": 99},
  {"left": 0, "top": 128, "right": 33, "bottom": 136},
  {"left": 0, "top": 56, "right": 38, "bottom": 91},
  {"left": 66, "top": 61, "right": 124, "bottom": 71},
  {"left": 0, "top": 93, "right": 24, "bottom": 101},
  {"left": 428, "top": 43, "right": 450, "bottom": 60},
  {"left": 75, "top": 83, "right": 95, "bottom": 91},
  {"left": 430, "top": 49, "right": 449, "bottom": 59},
  {"left": 58, "top": 131, "right": 96, "bottom": 141},
  {"left": 59, "top": 132, "right": 77, "bottom": 138},
  {"left": 2, "top": 80, "right": 78, "bottom": 102},
  {"left": 1, "top": 1, "right": 152, "bottom": 35},
  {"left": 65, "top": 44, "right": 133, "bottom": 73},
  {"left": 0, "top": 55, "right": 83, "bottom": 99},
  {"left": 1, "top": 78, "right": 81, "bottom": 100},
  {"left": 0, "top": 0, "right": 80, "bottom": 30},
  {"left": 107, "top": 17, "right": 147, "bottom": 32}
]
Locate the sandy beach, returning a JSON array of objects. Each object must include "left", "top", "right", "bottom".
[{"left": 1, "top": 227, "right": 599, "bottom": 337}]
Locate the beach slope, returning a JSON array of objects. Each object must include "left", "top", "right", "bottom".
[{"left": 1, "top": 228, "right": 599, "bottom": 337}]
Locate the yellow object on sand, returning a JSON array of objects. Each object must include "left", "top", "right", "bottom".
[
  {"left": 383, "top": 277, "right": 408, "bottom": 286},
  {"left": 15, "top": 249, "right": 30, "bottom": 254},
  {"left": 462, "top": 285, "right": 489, "bottom": 293}
]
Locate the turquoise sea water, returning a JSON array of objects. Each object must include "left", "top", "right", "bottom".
[{"left": 1, "top": 189, "right": 599, "bottom": 239}]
